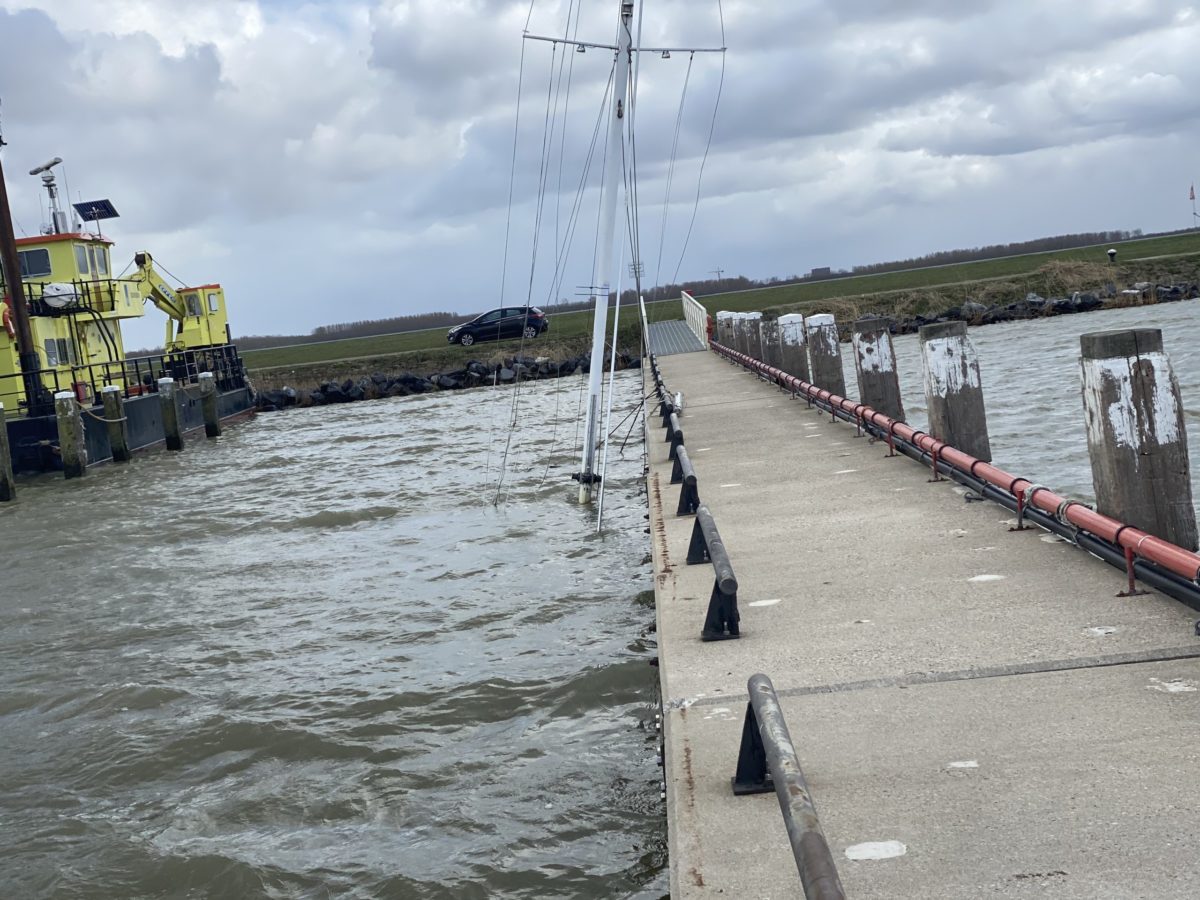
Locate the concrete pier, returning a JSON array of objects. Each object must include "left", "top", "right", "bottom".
[{"left": 646, "top": 348, "right": 1200, "bottom": 898}]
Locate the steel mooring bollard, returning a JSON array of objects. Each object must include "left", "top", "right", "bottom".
[
  {"left": 1080, "top": 329, "right": 1197, "bottom": 550},
  {"left": 158, "top": 377, "right": 184, "bottom": 452},
  {"left": 919, "top": 321, "right": 991, "bottom": 462},
  {"left": 199, "top": 372, "right": 222, "bottom": 438},
  {"left": 0, "top": 402, "right": 15, "bottom": 501},
  {"left": 100, "top": 385, "right": 131, "bottom": 463},
  {"left": 853, "top": 316, "right": 905, "bottom": 422},
  {"left": 805, "top": 314, "right": 847, "bottom": 396},
  {"left": 54, "top": 390, "right": 86, "bottom": 479}
]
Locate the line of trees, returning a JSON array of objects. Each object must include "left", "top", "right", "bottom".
[{"left": 233, "top": 227, "right": 1178, "bottom": 349}]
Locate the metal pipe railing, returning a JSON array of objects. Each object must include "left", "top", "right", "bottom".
[
  {"left": 711, "top": 339, "right": 1200, "bottom": 610},
  {"left": 731, "top": 674, "right": 846, "bottom": 899},
  {"left": 672, "top": 445, "right": 700, "bottom": 516},
  {"left": 685, "top": 503, "right": 739, "bottom": 640}
]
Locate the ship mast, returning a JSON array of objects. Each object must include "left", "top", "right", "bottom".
[
  {"left": 0, "top": 127, "right": 48, "bottom": 416},
  {"left": 578, "top": 0, "right": 635, "bottom": 504}
]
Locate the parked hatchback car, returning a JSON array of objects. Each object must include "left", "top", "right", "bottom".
[{"left": 447, "top": 306, "right": 549, "bottom": 346}]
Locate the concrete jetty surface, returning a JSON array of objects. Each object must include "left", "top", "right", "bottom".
[{"left": 646, "top": 349, "right": 1200, "bottom": 899}]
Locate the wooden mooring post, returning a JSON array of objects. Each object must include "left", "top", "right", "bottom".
[
  {"left": 1080, "top": 329, "right": 1197, "bottom": 550},
  {"left": 778, "top": 314, "right": 810, "bottom": 383},
  {"left": 55, "top": 390, "right": 86, "bottom": 479},
  {"left": 853, "top": 317, "right": 905, "bottom": 421},
  {"left": 0, "top": 403, "right": 15, "bottom": 501},
  {"left": 744, "top": 311, "right": 763, "bottom": 360},
  {"left": 805, "top": 314, "right": 847, "bottom": 396},
  {"left": 716, "top": 311, "right": 734, "bottom": 347},
  {"left": 101, "top": 386, "right": 131, "bottom": 462},
  {"left": 919, "top": 321, "right": 991, "bottom": 462},
  {"left": 199, "top": 372, "right": 222, "bottom": 438},
  {"left": 159, "top": 378, "right": 184, "bottom": 452},
  {"left": 761, "top": 315, "right": 781, "bottom": 368}
]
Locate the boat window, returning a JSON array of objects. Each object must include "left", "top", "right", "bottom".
[
  {"left": 185, "top": 294, "right": 202, "bottom": 317},
  {"left": 95, "top": 247, "right": 109, "bottom": 275},
  {"left": 208, "top": 292, "right": 220, "bottom": 312},
  {"left": 45, "top": 339, "right": 59, "bottom": 367},
  {"left": 74, "top": 245, "right": 90, "bottom": 275},
  {"left": 18, "top": 249, "right": 52, "bottom": 278},
  {"left": 66, "top": 339, "right": 78, "bottom": 366}
]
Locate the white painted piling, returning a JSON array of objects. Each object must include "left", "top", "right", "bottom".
[
  {"left": 54, "top": 390, "right": 86, "bottom": 479},
  {"left": 0, "top": 402, "right": 14, "bottom": 500},
  {"left": 853, "top": 317, "right": 905, "bottom": 421},
  {"left": 743, "top": 311, "right": 764, "bottom": 361},
  {"left": 158, "top": 377, "right": 184, "bottom": 452},
  {"left": 778, "top": 313, "right": 811, "bottom": 384},
  {"left": 919, "top": 321, "right": 991, "bottom": 462},
  {"left": 199, "top": 372, "right": 222, "bottom": 438},
  {"left": 100, "top": 386, "right": 131, "bottom": 462},
  {"left": 1080, "top": 329, "right": 1196, "bottom": 550},
  {"left": 760, "top": 315, "right": 781, "bottom": 368},
  {"left": 716, "top": 311, "right": 735, "bottom": 348},
  {"left": 805, "top": 313, "right": 846, "bottom": 396}
]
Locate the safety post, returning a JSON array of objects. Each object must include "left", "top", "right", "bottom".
[
  {"left": 54, "top": 390, "right": 86, "bottom": 479},
  {"left": 778, "top": 313, "right": 811, "bottom": 383},
  {"left": 1080, "top": 329, "right": 1197, "bottom": 550},
  {"left": 805, "top": 314, "right": 846, "bottom": 396},
  {"left": 919, "top": 321, "right": 991, "bottom": 462},
  {"left": 852, "top": 316, "right": 905, "bottom": 421},
  {"left": 667, "top": 411, "right": 685, "bottom": 461},
  {"left": 672, "top": 444, "right": 700, "bottom": 515},
  {"left": 731, "top": 674, "right": 846, "bottom": 900},
  {"left": 100, "top": 386, "right": 131, "bottom": 462},
  {"left": 158, "top": 377, "right": 184, "bottom": 452},
  {"left": 0, "top": 403, "right": 15, "bottom": 500},
  {"left": 761, "top": 315, "right": 781, "bottom": 368},
  {"left": 199, "top": 372, "right": 222, "bottom": 438}
]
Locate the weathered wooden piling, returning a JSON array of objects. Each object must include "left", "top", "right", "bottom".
[
  {"left": 158, "top": 377, "right": 184, "bottom": 451},
  {"left": 100, "top": 386, "right": 131, "bottom": 462},
  {"left": 761, "top": 315, "right": 781, "bottom": 368},
  {"left": 853, "top": 316, "right": 905, "bottom": 421},
  {"left": 1080, "top": 329, "right": 1197, "bottom": 550},
  {"left": 777, "top": 314, "right": 811, "bottom": 383},
  {"left": 744, "top": 311, "right": 763, "bottom": 360},
  {"left": 919, "top": 321, "right": 991, "bottom": 462},
  {"left": 716, "top": 311, "right": 734, "bottom": 346},
  {"left": 805, "top": 314, "right": 846, "bottom": 396},
  {"left": 0, "top": 403, "right": 15, "bottom": 501},
  {"left": 199, "top": 372, "right": 222, "bottom": 438},
  {"left": 55, "top": 390, "right": 87, "bottom": 478}
]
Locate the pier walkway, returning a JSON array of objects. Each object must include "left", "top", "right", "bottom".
[
  {"left": 648, "top": 319, "right": 708, "bottom": 356},
  {"left": 646, "top": 348, "right": 1200, "bottom": 898}
]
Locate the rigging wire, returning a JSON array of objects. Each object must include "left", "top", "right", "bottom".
[
  {"left": 653, "top": 52, "right": 694, "bottom": 296},
  {"left": 672, "top": 1, "right": 727, "bottom": 284},
  {"left": 498, "top": 39, "right": 529, "bottom": 311}
]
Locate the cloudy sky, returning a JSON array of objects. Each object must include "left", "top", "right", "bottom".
[{"left": 1, "top": 0, "right": 1198, "bottom": 344}]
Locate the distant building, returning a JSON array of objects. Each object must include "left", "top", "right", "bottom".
[{"left": 809, "top": 266, "right": 832, "bottom": 279}]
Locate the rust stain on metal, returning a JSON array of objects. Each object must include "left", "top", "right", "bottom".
[{"left": 649, "top": 471, "right": 673, "bottom": 585}]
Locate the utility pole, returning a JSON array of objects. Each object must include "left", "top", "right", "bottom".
[
  {"left": 0, "top": 122, "right": 46, "bottom": 416},
  {"left": 710, "top": 268, "right": 724, "bottom": 281},
  {"left": 578, "top": 0, "right": 634, "bottom": 504}
]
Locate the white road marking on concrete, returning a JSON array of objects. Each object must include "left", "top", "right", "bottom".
[
  {"left": 1040, "top": 533, "right": 1068, "bottom": 543},
  {"left": 973, "top": 546, "right": 996, "bottom": 552},
  {"left": 845, "top": 841, "right": 907, "bottom": 861},
  {"left": 719, "top": 483, "right": 742, "bottom": 488},
  {"left": 806, "top": 435, "right": 821, "bottom": 439},
  {"left": 702, "top": 707, "right": 734, "bottom": 720},
  {"left": 695, "top": 447, "right": 712, "bottom": 452},
  {"left": 893, "top": 487, "right": 908, "bottom": 492},
  {"left": 853, "top": 619, "right": 872, "bottom": 624},
  {"left": 1148, "top": 678, "right": 1198, "bottom": 693},
  {"left": 948, "top": 760, "right": 979, "bottom": 769},
  {"left": 748, "top": 598, "right": 782, "bottom": 607},
  {"left": 968, "top": 574, "right": 1006, "bottom": 583},
  {"left": 1088, "top": 626, "right": 1118, "bottom": 636},
  {"left": 834, "top": 469, "right": 858, "bottom": 475}
]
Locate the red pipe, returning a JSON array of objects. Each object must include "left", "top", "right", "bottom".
[{"left": 709, "top": 340, "right": 1200, "bottom": 584}]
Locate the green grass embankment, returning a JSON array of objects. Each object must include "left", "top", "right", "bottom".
[{"left": 695, "top": 232, "right": 1200, "bottom": 320}]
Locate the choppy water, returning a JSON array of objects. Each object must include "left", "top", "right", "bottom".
[
  {"left": 0, "top": 371, "right": 666, "bottom": 899},
  {"left": 835, "top": 301, "right": 1200, "bottom": 509}
]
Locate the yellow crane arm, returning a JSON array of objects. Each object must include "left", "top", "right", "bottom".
[{"left": 132, "top": 251, "right": 187, "bottom": 349}]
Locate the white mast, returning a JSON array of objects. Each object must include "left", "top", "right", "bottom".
[{"left": 578, "top": 0, "right": 635, "bottom": 504}]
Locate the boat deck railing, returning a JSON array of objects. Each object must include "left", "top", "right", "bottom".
[{"left": 0, "top": 343, "right": 247, "bottom": 415}]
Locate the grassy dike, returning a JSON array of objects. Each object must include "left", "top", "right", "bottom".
[{"left": 248, "top": 315, "right": 650, "bottom": 393}]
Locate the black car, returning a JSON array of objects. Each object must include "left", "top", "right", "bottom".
[{"left": 447, "top": 306, "right": 549, "bottom": 346}]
